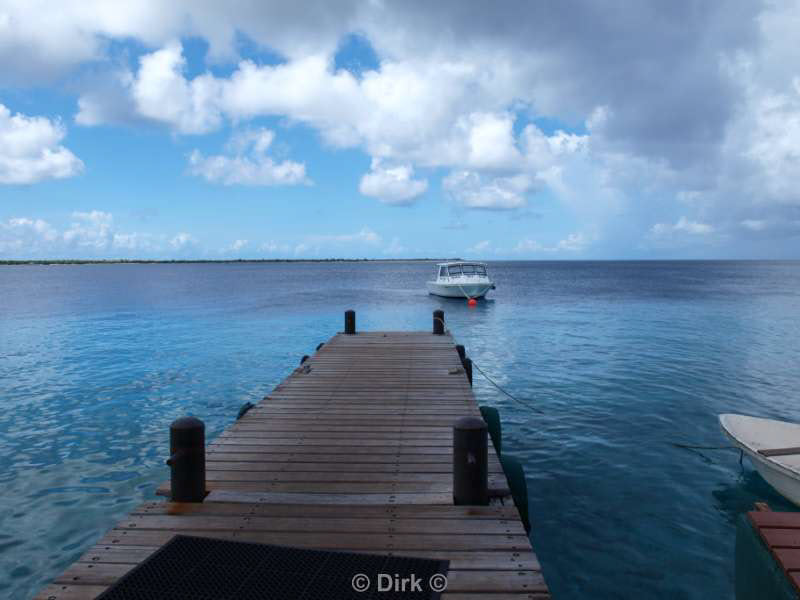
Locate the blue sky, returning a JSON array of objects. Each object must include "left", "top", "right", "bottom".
[{"left": 1, "top": 1, "right": 798, "bottom": 259}]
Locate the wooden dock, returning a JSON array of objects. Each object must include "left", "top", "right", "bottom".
[
  {"left": 741, "top": 508, "right": 800, "bottom": 598},
  {"left": 36, "top": 330, "right": 549, "bottom": 599}
]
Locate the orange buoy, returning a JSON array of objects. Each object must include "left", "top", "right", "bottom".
[{"left": 467, "top": 298, "right": 477, "bottom": 306}]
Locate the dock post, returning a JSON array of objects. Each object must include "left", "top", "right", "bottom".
[
  {"left": 456, "top": 344, "right": 465, "bottom": 363},
  {"left": 166, "top": 416, "right": 206, "bottom": 502},
  {"left": 344, "top": 310, "right": 356, "bottom": 334},
  {"left": 453, "top": 416, "right": 488, "bottom": 505},
  {"left": 464, "top": 357, "right": 473, "bottom": 386},
  {"left": 433, "top": 310, "right": 445, "bottom": 334}
]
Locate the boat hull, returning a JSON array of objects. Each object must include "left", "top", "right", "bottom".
[
  {"left": 426, "top": 281, "right": 493, "bottom": 299},
  {"left": 720, "top": 414, "right": 800, "bottom": 507}
]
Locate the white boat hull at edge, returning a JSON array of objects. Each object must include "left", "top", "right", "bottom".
[
  {"left": 427, "top": 281, "right": 493, "bottom": 299},
  {"left": 719, "top": 413, "right": 800, "bottom": 507}
]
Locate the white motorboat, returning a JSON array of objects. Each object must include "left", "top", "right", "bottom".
[
  {"left": 426, "top": 262, "right": 495, "bottom": 299},
  {"left": 719, "top": 413, "right": 800, "bottom": 506}
]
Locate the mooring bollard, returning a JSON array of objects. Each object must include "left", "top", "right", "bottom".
[
  {"left": 300, "top": 354, "right": 309, "bottom": 365},
  {"left": 166, "top": 416, "right": 206, "bottom": 502},
  {"left": 433, "top": 310, "right": 445, "bottom": 335},
  {"left": 464, "top": 357, "right": 473, "bottom": 387},
  {"left": 344, "top": 310, "right": 356, "bottom": 334},
  {"left": 453, "top": 416, "right": 488, "bottom": 505},
  {"left": 455, "top": 344, "right": 466, "bottom": 363}
]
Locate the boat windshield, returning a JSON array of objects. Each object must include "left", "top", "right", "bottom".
[
  {"left": 447, "top": 265, "right": 462, "bottom": 276},
  {"left": 451, "top": 264, "right": 487, "bottom": 276}
]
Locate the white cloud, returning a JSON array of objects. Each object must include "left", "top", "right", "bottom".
[
  {"left": 741, "top": 219, "right": 767, "bottom": 232},
  {"left": 555, "top": 231, "right": 591, "bottom": 251},
  {"left": 383, "top": 237, "right": 406, "bottom": 255},
  {"left": 63, "top": 210, "right": 114, "bottom": 249},
  {"left": 0, "top": 217, "right": 58, "bottom": 253},
  {"left": 188, "top": 128, "right": 308, "bottom": 186},
  {"left": 469, "top": 240, "right": 491, "bottom": 253},
  {"left": 458, "top": 112, "right": 521, "bottom": 169},
  {"left": 170, "top": 232, "right": 195, "bottom": 250},
  {"left": 651, "top": 217, "right": 715, "bottom": 237},
  {"left": 290, "top": 227, "right": 385, "bottom": 256},
  {"left": 514, "top": 232, "right": 592, "bottom": 253},
  {"left": 75, "top": 68, "right": 139, "bottom": 126},
  {"left": 132, "top": 41, "right": 222, "bottom": 134},
  {"left": 307, "top": 227, "right": 382, "bottom": 245},
  {"left": 359, "top": 158, "right": 428, "bottom": 205},
  {"left": 230, "top": 239, "right": 247, "bottom": 251},
  {"left": 443, "top": 170, "right": 535, "bottom": 210},
  {"left": 0, "top": 104, "right": 83, "bottom": 184},
  {"left": 260, "top": 240, "right": 291, "bottom": 254},
  {"left": 0, "top": 211, "right": 193, "bottom": 257}
]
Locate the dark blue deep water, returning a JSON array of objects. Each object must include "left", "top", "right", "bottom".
[{"left": 1, "top": 261, "right": 799, "bottom": 599}]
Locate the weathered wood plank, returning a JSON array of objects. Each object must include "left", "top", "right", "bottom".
[
  {"left": 77, "top": 544, "right": 541, "bottom": 571},
  {"left": 95, "top": 528, "right": 532, "bottom": 551},
  {"left": 134, "top": 501, "right": 521, "bottom": 520}
]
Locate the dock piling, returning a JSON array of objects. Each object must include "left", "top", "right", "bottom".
[
  {"left": 433, "top": 309, "right": 445, "bottom": 334},
  {"left": 166, "top": 416, "right": 206, "bottom": 502},
  {"left": 344, "top": 310, "right": 356, "bottom": 334},
  {"left": 456, "top": 344, "right": 466, "bottom": 363},
  {"left": 453, "top": 415, "right": 489, "bottom": 505},
  {"left": 464, "top": 356, "right": 473, "bottom": 386}
]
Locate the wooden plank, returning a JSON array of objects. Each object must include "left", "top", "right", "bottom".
[
  {"left": 207, "top": 444, "right": 455, "bottom": 454},
  {"left": 95, "top": 528, "right": 531, "bottom": 551},
  {"left": 749, "top": 511, "right": 800, "bottom": 529},
  {"left": 758, "top": 527, "right": 800, "bottom": 548},
  {"left": 204, "top": 460, "right": 505, "bottom": 473},
  {"left": 205, "top": 490, "right": 454, "bottom": 505},
  {"left": 202, "top": 470, "right": 510, "bottom": 485},
  {"left": 77, "top": 544, "right": 541, "bottom": 571},
  {"left": 204, "top": 451, "right": 485, "bottom": 463},
  {"left": 115, "top": 513, "right": 525, "bottom": 535},
  {"left": 754, "top": 447, "right": 800, "bottom": 457},
  {"left": 774, "top": 548, "right": 800, "bottom": 570},
  {"left": 135, "top": 501, "right": 521, "bottom": 520}
]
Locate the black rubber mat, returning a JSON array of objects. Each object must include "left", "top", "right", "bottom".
[{"left": 95, "top": 534, "right": 449, "bottom": 599}]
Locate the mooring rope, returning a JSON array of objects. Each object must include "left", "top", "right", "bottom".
[
  {"left": 470, "top": 360, "right": 546, "bottom": 415},
  {"left": 441, "top": 318, "right": 741, "bottom": 461},
  {"left": 671, "top": 442, "right": 744, "bottom": 465},
  {"left": 436, "top": 316, "right": 546, "bottom": 414}
]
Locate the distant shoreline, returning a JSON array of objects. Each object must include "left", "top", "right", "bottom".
[
  {"left": 0, "top": 258, "right": 796, "bottom": 265},
  {"left": 0, "top": 258, "right": 462, "bottom": 265}
]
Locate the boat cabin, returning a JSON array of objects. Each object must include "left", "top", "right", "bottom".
[{"left": 437, "top": 262, "right": 489, "bottom": 279}]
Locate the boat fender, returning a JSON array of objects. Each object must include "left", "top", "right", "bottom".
[
  {"left": 479, "top": 406, "right": 502, "bottom": 454},
  {"left": 500, "top": 453, "right": 531, "bottom": 534},
  {"left": 237, "top": 402, "right": 255, "bottom": 420},
  {"left": 316, "top": 342, "right": 324, "bottom": 351},
  {"left": 300, "top": 355, "right": 309, "bottom": 365}
]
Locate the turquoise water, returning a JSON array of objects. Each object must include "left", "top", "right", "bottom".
[{"left": 1, "top": 261, "right": 799, "bottom": 599}]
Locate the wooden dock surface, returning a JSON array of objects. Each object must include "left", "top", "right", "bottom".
[
  {"left": 37, "top": 331, "right": 549, "bottom": 599},
  {"left": 748, "top": 509, "right": 800, "bottom": 595}
]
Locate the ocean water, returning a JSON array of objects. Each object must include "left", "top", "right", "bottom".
[{"left": 1, "top": 260, "right": 799, "bottom": 599}]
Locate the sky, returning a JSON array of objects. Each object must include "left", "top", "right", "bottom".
[{"left": 0, "top": 0, "right": 798, "bottom": 260}]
